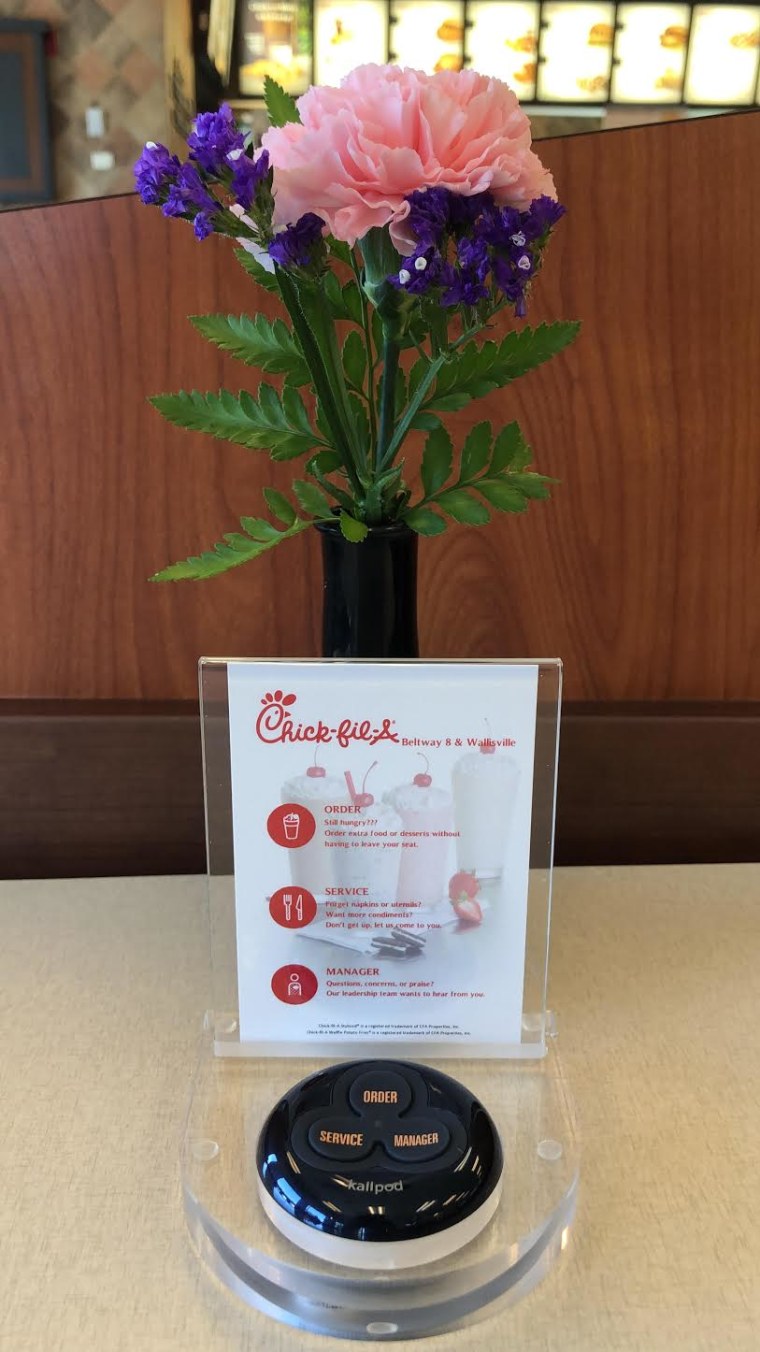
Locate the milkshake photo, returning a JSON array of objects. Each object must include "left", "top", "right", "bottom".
[
  {"left": 452, "top": 743, "right": 520, "bottom": 880},
  {"left": 280, "top": 757, "right": 350, "bottom": 896},
  {"left": 332, "top": 764, "right": 403, "bottom": 902},
  {"left": 384, "top": 755, "right": 454, "bottom": 905}
]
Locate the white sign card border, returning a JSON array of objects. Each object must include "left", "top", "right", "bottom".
[{"left": 220, "top": 659, "right": 551, "bottom": 1059}]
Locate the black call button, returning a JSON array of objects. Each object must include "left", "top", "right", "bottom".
[
  {"left": 308, "top": 1118, "right": 373, "bottom": 1162},
  {"left": 348, "top": 1069, "right": 412, "bottom": 1116},
  {"left": 384, "top": 1118, "right": 450, "bottom": 1163}
]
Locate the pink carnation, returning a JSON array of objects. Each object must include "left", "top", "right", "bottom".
[{"left": 262, "top": 64, "right": 556, "bottom": 253}]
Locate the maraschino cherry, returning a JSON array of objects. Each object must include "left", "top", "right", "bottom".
[
  {"left": 306, "top": 750, "right": 326, "bottom": 778},
  {"left": 479, "top": 741, "right": 496, "bottom": 755},
  {"left": 413, "top": 753, "right": 432, "bottom": 788}
]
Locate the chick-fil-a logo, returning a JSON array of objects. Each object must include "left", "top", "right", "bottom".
[{"left": 256, "top": 690, "right": 399, "bottom": 749}]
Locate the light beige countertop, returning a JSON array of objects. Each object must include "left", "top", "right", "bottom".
[{"left": 2, "top": 865, "right": 759, "bottom": 1351}]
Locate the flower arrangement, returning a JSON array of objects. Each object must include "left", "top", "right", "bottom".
[{"left": 135, "top": 65, "right": 579, "bottom": 581}]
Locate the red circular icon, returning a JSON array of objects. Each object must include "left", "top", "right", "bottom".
[
  {"left": 271, "top": 964, "right": 318, "bottom": 1005},
  {"left": 269, "top": 886, "right": 317, "bottom": 930},
  {"left": 267, "top": 802, "right": 316, "bottom": 849}
]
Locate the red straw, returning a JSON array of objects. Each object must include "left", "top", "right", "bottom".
[{"left": 344, "top": 770, "right": 360, "bottom": 805}]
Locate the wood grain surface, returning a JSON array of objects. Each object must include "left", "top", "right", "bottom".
[{"left": 1, "top": 112, "right": 759, "bottom": 699}]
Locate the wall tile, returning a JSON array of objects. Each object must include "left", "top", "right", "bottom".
[
  {"left": 3, "top": 0, "right": 171, "bottom": 203},
  {"left": 120, "top": 45, "right": 162, "bottom": 95}
]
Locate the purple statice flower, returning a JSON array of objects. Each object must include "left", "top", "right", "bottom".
[
  {"left": 227, "top": 147, "right": 270, "bottom": 211},
  {"left": 456, "top": 233, "right": 489, "bottom": 275},
  {"left": 161, "top": 163, "right": 221, "bottom": 241},
  {"left": 193, "top": 213, "right": 215, "bottom": 241},
  {"left": 392, "top": 246, "right": 444, "bottom": 296},
  {"left": 477, "top": 203, "right": 524, "bottom": 250},
  {"left": 440, "top": 262, "right": 490, "bottom": 307},
  {"left": 490, "top": 254, "right": 531, "bottom": 315},
  {"left": 134, "top": 141, "right": 180, "bottom": 205},
  {"left": 522, "top": 195, "right": 566, "bottom": 241},
  {"left": 404, "top": 186, "right": 493, "bottom": 249},
  {"left": 161, "top": 162, "right": 215, "bottom": 215},
  {"left": 404, "top": 187, "right": 451, "bottom": 247},
  {"left": 439, "top": 233, "right": 491, "bottom": 307},
  {"left": 187, "top": 104, "right": 244, "bottom": 174},
  {"left": 269, "top": 212, "right": 325, "bottom": 269}
]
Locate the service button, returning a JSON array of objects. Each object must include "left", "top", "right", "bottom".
[
  {"left": 308, "top": 1118, "right": 373, "bottom": 1162},
  {"left": 383, "top": 1117, "right": 450, "bottom": 1163},
  {"left": 348, "top": 1069, "right": 413, "bottom": 1116}
]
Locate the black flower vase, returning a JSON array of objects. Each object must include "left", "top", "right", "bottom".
[{"left": 315, "top": 520, "right": 419, "bottom": 659}]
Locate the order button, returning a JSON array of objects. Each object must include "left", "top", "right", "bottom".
[
  {"left": 348, "top": 1070, "right": 412, "bottom": 1116},
  {"left": 308, "top": 1118, "right": 373, "bottom": 1162}
]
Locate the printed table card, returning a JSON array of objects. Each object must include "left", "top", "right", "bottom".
[{"left": 227, "top": 662, "right": 539, "bottom": 1056}]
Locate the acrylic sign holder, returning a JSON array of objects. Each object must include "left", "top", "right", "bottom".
[{"left": 182, "top": 659, "right": 579, "bottom": 1340}]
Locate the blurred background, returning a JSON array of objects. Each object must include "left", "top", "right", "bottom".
[{"left": 2, "top": 0, "right": 760, "bottom": 207}]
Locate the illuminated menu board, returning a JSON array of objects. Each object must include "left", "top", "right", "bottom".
[
  {"left": 225, "top": 2, "right": 760, "bottom": 112},
  {"left": 684, "top": 4, "right": 760, "bottom": 105},
  {"left": 537, "top": 2, "right": 615, "bottom": 102},
  {"left": 466, "top": 3, "right": 541, "bottom": 98},
  {"left": 238, "top": 0, "right": 312, "bottom": 96},
  {"left": 612, "top": 3, "right": 691, "bottom": 103},
  {"left": 315, "top": 1, "right": 387, "bottom": 84},
  {"left": 390, "top": 1, "right": 465, "bottom": 74},
  {"left": 208, "top": 0, "right": 236, "bottom": 84}
]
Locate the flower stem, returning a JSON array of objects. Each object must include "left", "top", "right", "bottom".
[
  {"left": 379, "top": 352, "right": 446, "bottom": 471},
  {"left": 377, "top": 330, "right": 399, "bottom": 469},
  {"left": 351, "top": 252, "right": 378, "bottom": 464}
]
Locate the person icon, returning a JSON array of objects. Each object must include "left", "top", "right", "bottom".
[{"left": 271, "top": 963, "right": 317, "bottom": 1004}]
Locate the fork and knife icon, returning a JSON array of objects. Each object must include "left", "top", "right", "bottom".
[{"left": 282, "top": 892, "right": 304, "bottom": 923}]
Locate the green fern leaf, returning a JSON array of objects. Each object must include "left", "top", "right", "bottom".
[
  {"left": 491, "top": 422, "right": 532, "bottom": 473},
  {"left": 264, "top": 77, "right": 299, "bottom": 127},
  {"left": 421, "top": 425, "right": 453, "bottom": 499},
  {"left": 339, "top": 512, "right": 369, "bottom": 543},
  {"left": 262, "top": 488, "right": 296, "bottom": 526},
  {"left": 477, "top": 480, "right": 528, "bottom": 513},
  {"left": 151, "top": 516, "right": 299, "bottom": 582},
  {"left": 150, "top": 387, "right": 320, "bottom": 461},
  {"left": 190, "top": 313, "right": 310, "bottom": 384},
  {"left": 234, "top": 248, "right": 281, "bottom": 295},
  {"left": 459, "top": 422, "right": 492, "bottom": 481},
  {"left": 404, "top": 507, "right": 447, "bottom": 537},
  {"left": 437, "top": 490, "right": 490, "bottom": 525},
  {"left": 425, "top": 322, "right": 580, "bottom": 414},
  {"left": 292, "top": 479, "right": 332, "bottom": 517}
]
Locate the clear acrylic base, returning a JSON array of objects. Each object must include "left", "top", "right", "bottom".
[{"left": 181, "top": 1020, "right": 579, "bottom": 1341}]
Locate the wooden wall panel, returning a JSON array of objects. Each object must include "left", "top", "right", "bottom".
[
  {"left": 1, "top": 111, "right": 759, "bottom": 701},
  {"left": 2, "top": 701, "right": 758, "bottom": 878}
]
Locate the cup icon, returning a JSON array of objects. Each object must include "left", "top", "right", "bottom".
[{"left": 267, "top": 803, "right": 316, "bottom": 849}]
